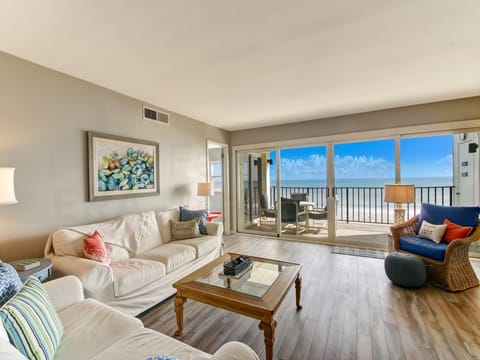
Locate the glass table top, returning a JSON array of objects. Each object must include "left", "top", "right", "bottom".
[{"left": 195, "top": 257, "right": 295, "bottom": 298}]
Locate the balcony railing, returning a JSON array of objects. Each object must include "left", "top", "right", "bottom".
[{"left": 266, "top": 185, "right": 453, "bottom": 225}]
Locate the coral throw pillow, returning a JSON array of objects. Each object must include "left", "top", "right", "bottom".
[
  {"left": 83, "top": 231, "right": 110, "bottom": 265},
  {"left": 443, "top": 219, "right": 473, "bottom": 244}
]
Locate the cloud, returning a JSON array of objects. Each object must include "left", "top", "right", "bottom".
[
  {"left": 334, "top": 155, "right": 394, "bottom": 179},
  {"left": 437, "top": 154, "right": 453, "bottom": 166},
  {"left": 272, "top": 154, "right": 395, "bottom": 180}
]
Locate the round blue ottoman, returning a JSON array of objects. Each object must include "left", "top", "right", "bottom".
[{"left": 384, "top": 253, "right": 426, "bottom": 288}]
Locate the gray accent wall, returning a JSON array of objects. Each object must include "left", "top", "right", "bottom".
[{"left": 0, "top": 52, "right": 228, "bottom": 261}]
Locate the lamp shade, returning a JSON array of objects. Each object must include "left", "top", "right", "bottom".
[
  {"left": 197, "top": 182, "right": 214, "bottom": 197},
  {"left": 384, "top": 184, "right": 415, "bottom": 203},
  {"left": 0, "top": 167, "right": 18, "bottom": 204}
]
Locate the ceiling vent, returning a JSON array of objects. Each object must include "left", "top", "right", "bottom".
[{"left": 143, "top": 105, "right": 169, "bottom": 125}]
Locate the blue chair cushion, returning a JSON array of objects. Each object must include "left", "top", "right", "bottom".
[
  {"left": 0, "top": 262, "right": 23, "bottom": 307},
  {"left": 399, "top": 235, "right": 448, "bottom": 261},
  {"left": 179, "top": 206, "right": 208, "bottom": 235},
  {"left": 416, "top": 203, "right": 480, "bottom": 233}
]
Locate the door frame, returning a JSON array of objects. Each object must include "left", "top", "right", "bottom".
[{"left": 207, "top": 140, "right": 230, "bottom": 234}]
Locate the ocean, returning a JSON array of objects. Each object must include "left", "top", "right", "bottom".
[{"left": 278, "top": 176, "right": 453, "bottom": 188}]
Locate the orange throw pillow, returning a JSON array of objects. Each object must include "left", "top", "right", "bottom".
[
  {"left": 442, "top": 219, "right": 473, "bottom": 244},
  {"left": 83, "top": 230, "right": 110, "bottom": 265}
]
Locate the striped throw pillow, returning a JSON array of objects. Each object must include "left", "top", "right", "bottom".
[{"left": 0, "top": 276, "right": 63, "bottom": 360}]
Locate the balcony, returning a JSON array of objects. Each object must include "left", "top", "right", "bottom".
[
  {"left": 270, "top": 185, "right": 453, "bottom": 224},
  {"left": 243, "top": 185, "right": 455, "bottom": 249}
]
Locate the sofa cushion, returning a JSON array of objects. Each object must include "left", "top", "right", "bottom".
[
  {"left": 52, "top": 221, "right": 131, "bottom": 260},
  {"left": 52, "top": 211, "right": 162, "bottom": 260},
  {"left": 179, "top": 206, "right": 208, "bottom": 235},
  {"left": 55, "top": 298, "right": 142, "bottom": 360},
  {"left": 136, "top": 244, "right": 196, "bottom": 273},
  {"left": 0, "top": 276, "right": 63, "bottom": 360},
  {"left": 173, "top": 236, "right": 221, "bottom": 258},
  {"left": 155, "top": 209, "right": 180, "bottom": 244},
  {"left": 399, "top": 235, "right": 448, "bottom": 261},
  {"left": 90, "top": 327, "right": 211, "bottom": 360},
  {"left": 111, "top": 259, "right": 166, "bottom": 297},
  {"left": 417, "top": 203, "right": 480, "bottom": 233},
  {"left": 132, "top": 211, "right": 163, "bottom": 254}
]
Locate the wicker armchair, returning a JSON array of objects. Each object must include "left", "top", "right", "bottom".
[{"left": 390, "top": 214, "right": 480, "bottom": 292}]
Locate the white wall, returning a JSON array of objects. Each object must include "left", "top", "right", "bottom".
[{"left": 0, "top": 52, "right": 228, "bottom": 261}]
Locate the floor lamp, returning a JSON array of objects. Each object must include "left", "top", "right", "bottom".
[
  {"left": 384, "top": 184, "right": 415, "bottom": 225},
  {"left": 197, "top": 182, "right": 214, "bottom": 211}
]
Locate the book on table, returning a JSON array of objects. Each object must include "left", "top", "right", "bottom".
[{"left": 14, "top": 259, "right": 40, "bottom": 271}]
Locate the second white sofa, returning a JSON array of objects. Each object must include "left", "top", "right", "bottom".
[
  {"left": 44, "top": 208, "right": 223, "bottom": 316},
  {"left": 1, "top": 276, "right": 259, "bottom": 360}
]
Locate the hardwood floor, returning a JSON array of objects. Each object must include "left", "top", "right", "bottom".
[{"left": 140, "top": 234, "right": 480, "bottom": 360}]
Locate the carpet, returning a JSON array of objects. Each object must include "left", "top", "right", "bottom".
[{"left": 331, "top": 245, "right": 385, "bottom": 259}]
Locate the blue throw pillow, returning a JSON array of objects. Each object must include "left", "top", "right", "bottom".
[
  {"left": 0, "top": 262, "right": 23, "bottom": 307},
  {"left": 417, "top": 203, "right": 480, "bottom": 233},
  {"left": 179, "top": 206, "right": 207, "bottom": 235}
]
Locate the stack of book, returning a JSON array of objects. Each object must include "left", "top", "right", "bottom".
[{"left": 14, "top": 259, "right": 40, "bottom": 271}]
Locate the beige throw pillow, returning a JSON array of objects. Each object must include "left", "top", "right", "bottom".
[
  {"left": 171, "top": 218, "right": 201, "bottom": 240},
  {"left": 418, "top": 220, "right": 447, "bottom": 243}
]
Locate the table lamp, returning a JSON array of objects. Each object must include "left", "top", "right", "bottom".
[
  {"left": 0, "top": 167, "right": 18, "bottom": 205},
  {"left": 384, "top": 183, "right": 414, "bottom": 224},
  {"left": 197, "top": 182, "right": 213, "bottom": 210}
]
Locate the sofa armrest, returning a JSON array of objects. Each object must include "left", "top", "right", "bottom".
[
  {"left": 206, "top": 222, "right": 223, "bottom": 236},
  {"left": 212, "top": 341, "right": 259, "bottom": 360},
  {"left": 52, "top": 255, "right": 113, "bottom": 294},
  {"left": 43, "top": 275, "right": 84, "bottom": 312}
]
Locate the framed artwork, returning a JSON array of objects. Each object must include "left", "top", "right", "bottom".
[{"left": 88, "top": 131, "right": 160, "bottom": 201}]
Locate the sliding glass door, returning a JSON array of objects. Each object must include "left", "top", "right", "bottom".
[
  {"left": 235, "top": 133, "right": 458, "bottom": 250},
  {"left": 333, "top": 139, "right": 394, "bottom": 247},
  {"left": 277, "top": 146, "right": 330, "bottom": 240},
  {"left": 237, "top": 149, "right": 277, "bottom": 236}
]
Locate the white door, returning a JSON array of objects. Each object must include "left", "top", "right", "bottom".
[{"left": 454, "top": 135, "right": 478, "bottom": 206}]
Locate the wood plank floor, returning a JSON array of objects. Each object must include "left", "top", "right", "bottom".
[{"left": 140, "top": 234, "right": 480, "bottom": 360}]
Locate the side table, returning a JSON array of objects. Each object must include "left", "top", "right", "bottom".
[{"left": 9, "top": 258, "right": 52, "bottom": 283}]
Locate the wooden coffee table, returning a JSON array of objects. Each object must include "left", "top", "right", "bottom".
[{"left": 173, "top": 253, "right": 302, "bottom": 360}]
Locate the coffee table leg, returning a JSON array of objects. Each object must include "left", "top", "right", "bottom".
[
  {"left": 295, "top": 274, "right": 302, "bottom": 309},
  {"left": 259, "top": 319, "right": 276, "bottom": 360},
  {"left": 174, "top": 294, "right": 186, "bottom": 336}
]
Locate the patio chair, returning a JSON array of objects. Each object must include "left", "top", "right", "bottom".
[
  {"left": 390, "top": 203, "right": 480, "bottom": 291},
  {"left": 280, "top": 199, "right": 307, "bottom": 234},
  {"left": 290, "top": 193, "right": 309, "bottom": 210},
  {"left": 259, "top": 194, "right": 276, "bottom": 225}
]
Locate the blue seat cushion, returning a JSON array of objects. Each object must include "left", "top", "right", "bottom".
[
  {"left": 399, "top": 235, "right": 448, "bottom": 261},
  {"left": 417, "top": 203, "right": 480, "bottom": 233}
]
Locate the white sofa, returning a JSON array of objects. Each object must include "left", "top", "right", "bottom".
[
  {"left": 1, "top": 275, "right": 259, "bottom": 360},
  {"left": 44, "top": 209, "right": 223, "bottom": 316}
]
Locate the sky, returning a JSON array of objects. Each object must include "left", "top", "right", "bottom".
[{"left": 271, "top": 135, "right": 453, "bottom": 181}]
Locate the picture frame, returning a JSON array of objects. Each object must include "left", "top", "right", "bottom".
[{"left": 88, "top": 131, "right": 160, "bottom": 201}]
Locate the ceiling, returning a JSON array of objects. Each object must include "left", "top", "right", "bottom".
[{"left": 1, "top": 1, "right": 479, "bottom": 131}]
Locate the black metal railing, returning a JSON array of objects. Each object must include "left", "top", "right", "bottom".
[{"left": 263, "top": 185, "right": 453, "bottom": 225}]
